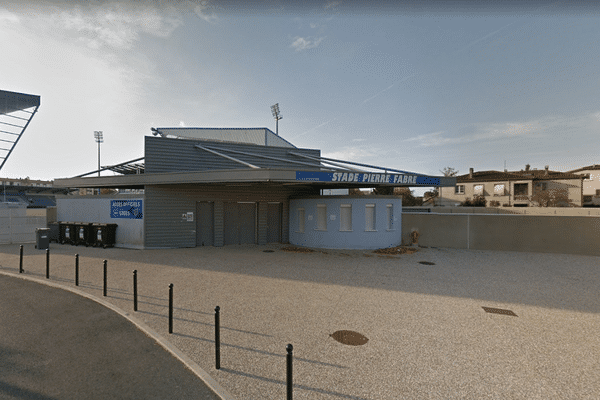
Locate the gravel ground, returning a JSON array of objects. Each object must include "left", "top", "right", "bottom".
[{"left": 1, "top": 243, "right": 600, "bottom": 400}]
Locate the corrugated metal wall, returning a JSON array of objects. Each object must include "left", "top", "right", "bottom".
[
  {"left": 145, "top": 136, "right": 320, "bottom": 174},
  {"left": 155, "top": 128, "right": 295, "bottom": 148},
  {"left": 144, "top": 184, "right": 317, "bottom": 248}
]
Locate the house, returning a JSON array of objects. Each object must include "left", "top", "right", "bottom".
[
  {"left": 567, "top": 164, "right": 600, "bottom": 206},
  {"left": 438, "top": 164, "right": 588, "bottom": 207}
]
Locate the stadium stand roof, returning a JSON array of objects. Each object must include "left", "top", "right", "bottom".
[{"left": 0, "top": 89, "right": 41, "bottom": 171}]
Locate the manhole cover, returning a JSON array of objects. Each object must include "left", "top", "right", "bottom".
[
  {"left": 263, "top": 250, "right": 275, "bottom": 253},
  {"left": 330, "top": 330, "right": 369, "bottom": 346},
  {"left": 482, "top": 306, "right": 518, "bottom": 317},
  {"left": 418, "top": 261, "right": 436, "bottom": 265}
]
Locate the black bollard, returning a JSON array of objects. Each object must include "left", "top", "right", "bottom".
[
  {"left": 133, "top": 270, "right": 138, "bottom": 311},
  {"left": 75, "top": 254, "right": 79, "bottom": 286},
  {"left": 286, "top": 344, "right": 293, "bottom": 400},
  {"left": 45, "top": 249, "right": 50, "bottom": 279},
  {"left": 19, "top": 245, "right": 23, "bottom": 273},
  {"left": 168, "top": 284, "right": 173, "bottom": 334},
  {"left": 215, "top": 306, "right": 220, "bottom": 369},
  {"left": 103, "top": 260, "right": 107, "bottom": 296}
]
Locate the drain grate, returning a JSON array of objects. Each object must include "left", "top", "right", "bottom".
[
  {"left": 330, "top": 330, "right": 369, "bottom": 346},
  {"left": 263, "top": 250, "right": 275, "bottom": 253},
  {"left": 418, "top": 261, "right": 436, "bottom": 265},
  {"left": 482, "top": 306, "right": 518, "bottom": 317}
]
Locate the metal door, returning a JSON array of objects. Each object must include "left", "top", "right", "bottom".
[
  {"left": 238, "top": 202, "right": 256, "bottom": 244},
  {"left": 196, "top": 201, "right": 214, "bottom": 246},
  {"left": 266, "top": 202, "right": 282, "bottom": 243}
]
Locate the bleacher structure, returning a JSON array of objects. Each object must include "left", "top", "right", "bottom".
[{"left": 0, "top": 89, "right": 41, "bottom": 172}]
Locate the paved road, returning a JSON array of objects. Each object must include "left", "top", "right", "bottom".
[{"left": 0, "top": 274, "right": 222, "bottom": 400}]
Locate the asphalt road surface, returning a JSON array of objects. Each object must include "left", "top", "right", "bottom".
[{"left": 0, "top": 274, "right": 222, "bottom": 400}]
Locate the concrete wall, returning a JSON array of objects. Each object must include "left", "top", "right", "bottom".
[
  {"left": 405, "top": 207, "right": 600, "bottom": 216},
  {"left": 56, "top": 195, "right": 144, "bottom": 249},
  {"left": 401, "top": 212, "right": 600, "bottom": 256},
  {"left": 290, "top": 196, "right": 402, "bottom": 250},
  {"left": 0, "top": 204, "right": 47, "bottom": 244}
]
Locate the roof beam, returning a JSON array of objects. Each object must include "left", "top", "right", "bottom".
[{"left": 194, "top": 145, "right": 260, "bottom": 169}]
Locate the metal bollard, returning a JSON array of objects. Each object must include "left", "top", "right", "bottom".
[
  {"left": 19, "top": 245, "right": 23, "bottom": 273},
  {"left": 103, "top": 260, "right": 107, "bottom": 296},
  {"left": 45, "top": 249, "right": 50, "bottom": 279},
  {"left": 215, "top": 306, "right": 220, "bottom": 369},
  {"left": 287, "top": 344, "right": 293, "bottom": 400},
  {"left": 168, "top": 284, "right": 173, "bottom": 333},
  {"left": 75, "top": 254, "right": 79, "bottom": 286},
  {"left": 133, "top": 270, "right": 138, "bottom": 311}
]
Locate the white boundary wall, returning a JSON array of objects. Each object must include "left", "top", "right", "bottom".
[{"left": 0, "top": 204, "right": 47, "bottom": 244}]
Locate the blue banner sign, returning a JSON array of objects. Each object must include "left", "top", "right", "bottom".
[
  {"left": 111, "top": 200, "right": 143, "bottom": 219},
  {"left": 295, "top": 171, "right": 441, "bottom": 186}
]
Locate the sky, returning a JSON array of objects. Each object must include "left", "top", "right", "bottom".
[{"left": 1, "top": 0, "right": 600, "bottom": 195}]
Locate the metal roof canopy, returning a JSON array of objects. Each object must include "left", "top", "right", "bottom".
[{"left": 0, "top": 89, "right": 41, "bottom": 172}]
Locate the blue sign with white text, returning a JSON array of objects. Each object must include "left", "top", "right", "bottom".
[
  {"left": 295, "top": 171, "right": 440, "bottom": 186},
  {"left": 111, "top": 200, "right": 143, "bottom": 219}
]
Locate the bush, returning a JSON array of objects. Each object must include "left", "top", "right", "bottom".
[
  {"left": 489, "top": 200, "right": 500, "bottom": 207},
  {"left": 462, "top": 195, "right": 486, "bottom": 207},
  {"left": 502, "top": 203, "right": 510, "bottom": 207}
]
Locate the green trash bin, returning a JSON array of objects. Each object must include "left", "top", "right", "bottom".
[
  {"left": 59, "top": 222, "right": 76, "bottom": 245},
  {"left": 74, "top": 222, "right": 93, "bottom": 246},
  {"left": 91, "top": 223, "right": 118, "bottom": 248}
]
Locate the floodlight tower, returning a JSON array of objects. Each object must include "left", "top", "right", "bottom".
[
  {"left": 270, "top": 103, "right": 282, "bottom": 135},
  {"left": 94, "top": 131, "right": 103, "bottom": 195}
]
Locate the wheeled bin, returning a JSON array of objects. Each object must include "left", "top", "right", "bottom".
[
  {"left": 48, "top": 222, "right": 59, "bottom": 243},
  {"left": 59, "top": 222, "right": 76, "bottom": 245},
  {"left": 74, "top": 222, "right": 93, "bottom": 246},
  {"left": 91, "top": 223, "right": 117, "bottom": 248},
  {"left": 35, "top": 228, "right": 50, "bottom": 250}
]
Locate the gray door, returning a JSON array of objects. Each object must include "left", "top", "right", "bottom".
[
  {"left": 238, "top": 203, "right": 256, "bottom": 244},
  {"left": 196, "top": 201, "right": 214, "bottom": 246},
  {"left": 224, "top": 202, "right": 239, "bottom": 245},
  {"left": 223, "top": 202, "right": 256, "bottom": 245},
  {"left": 267, "top": 202, "right": 282, "bottom": 243}
]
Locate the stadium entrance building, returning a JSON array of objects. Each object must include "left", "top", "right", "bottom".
[{"left": 54, "top": 128, "right": 456, "bottom": 249}]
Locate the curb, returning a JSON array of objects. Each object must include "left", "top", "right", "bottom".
[{"left": 0, "top": 270, "right": 237, "bottom": 400}]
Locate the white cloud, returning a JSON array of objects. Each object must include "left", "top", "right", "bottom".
[
  {"left": 10, "top": 3, "right": 183, "bottom": 50},
  {"left": 0, "top": 8, "right": 19, "bottom": 23},
  {"left": 291, "top": 36, "right": 325, "bottom": 52},
  {"left": 193, "top": 3, "right": 218, "bottom": 24}
]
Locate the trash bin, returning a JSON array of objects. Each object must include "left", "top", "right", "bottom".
[
  {"left": 91, "top": 223, "right": 117, "bottom": 248},
  {"left": 48, "top": 222, "right": 59, "bottom": 243},
  {"left": 35, "top": 228, "right": 50, "bottom": 250},
  {"left": 59, "top": 222, "right": 76, "bottom": 245},
  {"left": 74, "top": 222, "right": 93, "bottom": 246}
]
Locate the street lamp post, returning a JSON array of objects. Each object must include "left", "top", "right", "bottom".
[{"left": 94, "top": 131, "right": 103, "bottom": 195}]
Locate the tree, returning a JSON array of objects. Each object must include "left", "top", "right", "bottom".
[
  {"left": 372, "top": 186, "right": 394, "bottom": 195},
  {"left": 531, "top": 189, "right": 576, "bottom": 207},
  {"left": 440, "top": 167, "right": 459, "bottom": 177},
  {"left": 393, "top": 187, "right": 423, "bottom": 206},
  {"left": 423, "top": 189, "right": 438, "bottom": 201}
]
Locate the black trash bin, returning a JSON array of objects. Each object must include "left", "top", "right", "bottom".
[
  {"left": 48, "top": 222, "right": 59, "bottom": 243},
  {"left": 74, "top": 222, "right": 93, "bottom": 246},
  {"left": 91, "top": 223, "right": 117, "bottom": 248},
  {"left": 59, "top": 222, "right": 76, "bottom": 245},
  {"left": 35, "top": 228, "right": 50, "bottom": 250}
]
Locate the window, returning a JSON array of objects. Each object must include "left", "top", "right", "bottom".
[
  {"left": 316, "top": 204, "right": 327, "bottom": 230},
  {"left": 596, "top": 189, "right": 600, "bottom": 196},
  {"left": 365, "top": 204, "right": 376, "bottom": 231},
  {"left": 340, "top": 204, "right": 352, "bottom": 231},
  {"left": 514, "top": 183, "right": 528, "bottom": 196},
  {"left": 386, "top": 204, "right": 394, "bottom": 230},
  {"left": 493, "top": 184, "right": 505, "bottom": 196},
  {"left": 473, "top": 184, "right": 484, "bottom": 195},
  {"left": 297, "top": 208, "right": 305, "bottom": 233},
  {"left": 455, "top": 185, "right": 465, "bottom": 194},
  {"left": 535, "top": 182, "right": 547, "bottom": 191}
]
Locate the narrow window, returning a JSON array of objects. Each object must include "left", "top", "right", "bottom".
[
  {"left": 316, "top": 204, "right": 327, "bottom": 230},
  {"left": 455, "top": 185, "right": 465, "bottom": 194},
  {"left": 297, "top": 208, "right": 305, "bottom": 233},
  {"left": 365, "top": 204, "right": 376, "bottom": 231},
  {"left": 340, "top": 204, "right": 352, "bottom": 231},
  {"left": 493, "top": 184, "right": 505, "bottom": 196},
  {"left": 386, "top": 204, "right": 393, "bottom": 230},
  {"left": 473, "top": 184, "right": 484, "bottom": 195}
]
